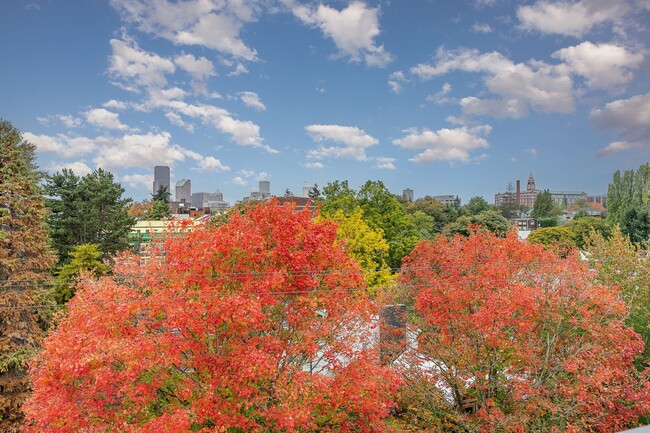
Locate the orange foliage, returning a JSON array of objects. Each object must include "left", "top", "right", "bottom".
[
  {"left": 24, "top": 201, "right": 398, "bottom": 432},
  {"left": 398, "top": 229, "right": 650, "bottom": 432}
]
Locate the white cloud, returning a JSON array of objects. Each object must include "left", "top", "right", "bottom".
[
  {"left": 227, "top": 63, "right": 249, "bottom": 76},
  {"left": 516, "top": 0, "right": 629, "bottom": 37},
  {"left": 471, "top": 23, "right": 493, "bottom": 33},
  {"left": 92, "top": 132, "right": 187, "bottom": 169},
  {"left": 304, "top": 162, "right": 324, "bottom": 169},
  {"left": 37, "top": 114, "right": 82, "bottom": 128},
  {"left": 109, "top": 37, "right": 175, "bottom": 90},
  {"left": 194, "top": 156, "right": 230, "bottom": 172},
  {"left": 374, "top": 157, "right": 396, "bottom": 170},
  {"left": 388, "top": 70, "right": 407, "bottom": 93},
  {"left": 411, "top": 47, "right": 574, "bottom": 117},
  {"left": 239, "top": 91, "right": 266, "bottom": 111},
  {"left": 460, "top": 97, "right": 529, "bottom": 118},
  {"left": 393, "top": 125, "right": 491, "bottom": 164},
  {"left": 103, "top": 99, "right": 128, "bottom": 110},
  {"left": 426, "top": 83, "right": 453, "bottom": 105},
  {"left": 591, "top": 92, "right": 650, "bottom": 156},
  {"left": 231, "top": 176, "right": 247, "bottom": 186},
  {"left": 110, "top": 0, "right": 258, "bottom": 60},
  {"left": 58, "top": 115, "right": 82, "bottom": 128},
  {"left": 23, "top": 132, "right": 97, "bottom": 157},
  {"left": 122, "top": 173, "right": 152, "bottom": 190},
  {"left": 165, "top": 111, "right": 195, "bottom": 132},
  {"left": 305, "top": 124, "right": 379, "bottom": 161},
  {"left": 552, "top": 42, "right": 643, "bottom": 90},
  {"left": 174, "top": 53, "right": 215, "bottom": 80},
  {"left": 293, "top": 1, "right": 392, "bottom": 67},
  {"left": 46, "top": 161, "right": 94, "bottom": 176},
  {"left": 85, "top": 108, "right": 128, "bottom": 130},
  {"left": 166, "top": 100, "right": 276, "bottom": 153},
  {"left": 238, "top": 169, "right": 256, "bottom": 178}
]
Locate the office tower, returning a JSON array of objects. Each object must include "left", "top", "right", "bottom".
[
  {"left": 175, "top": 179, "right": 191, "bottom": 203},
  {"left": 152, "top": 166, "right": 170, "bottom": 196},
  {"left": 403, "top": 188, "right": 414, "bottom": 203}
]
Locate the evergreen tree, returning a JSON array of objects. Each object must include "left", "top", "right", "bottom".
[
  {"left": 45, "top": 168, "right": 135, "bottom": 263},
  {"left": 147, "top": 199, "right": 171, "bottom": 220},
  {"left": 151, "top": 184, "right": 171, "bottom": 203},
  {"left": 308, "top": 183, "right": 320, "bottom": 200},
  {"left": 0, "top": 120, "right": 56, "bottom": 432},
  {"left": 531, "top": 189, "right": 556, "bottom": 219}
]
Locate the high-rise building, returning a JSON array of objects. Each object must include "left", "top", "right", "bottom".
[
  {"left": 190, "top": 191, "right": 228, "bottom": 211},
  {"left": 152, "top": 166, "right": 170, "bottom": 196},
  {"left": 175, "top": 179, "right": 191, "bottom": 203},
  {"left": 259, "top": 180, "right": 270, "bottom": 195},
  {"left": 403, "top": 188, "right": 414, "bottom": 202}
]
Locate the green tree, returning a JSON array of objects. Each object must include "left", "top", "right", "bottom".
[
  {"left": 45, "top": 168, "right": 135, "bottom": 263},
  {"left": 621, "top": 206, "right": 650, "bottom": 245},
  {"left": 443, "top": 210, "right": 511, "bottom": 238},
  {"left": 151, "top": 184, "right": 171, "bottom": 204},
  {"left": 531, "top": 189, "right": 556, "bottom": 219},
  {"left": 0, "top": 120, "right": 56, "bottom": 432},
  {"left": 320, "top": 207, "right": 393, "bottom": 288},
  {"left": 147, "top": 199, "right": 171, "bottom": 220},
  {"left": 527, "top": 226, "right": 576, "bottom": 257},
  {"left": 308, "top": 183, "right": 320, "bottom": 200},
  {"left": 565, "top": 216, "right": 612, "bottom": 249},
  {"left": 53, "top": 243, "right": 108, "bottom": 304},
  {"left": 607, "top": 164, "right": 650, "bottom": 232},
  {"left": 320, "top": 180, "right": 359, "bottom": 216},
  {"left": 585, "top": 228, "right": 650, "bottom": 368},
  {"left": 405, "top": 196, "right": 457, "bottom": 234},
  {"left": 461, "top": 196, "right": 492, "bottom": 216},
  {"left": 356, "top": 180, "right": 421, "bottom": 269}
]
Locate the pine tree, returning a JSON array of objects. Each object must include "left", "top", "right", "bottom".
[{"left": 0, "top": 120, "right": 56, "bottom": 432}]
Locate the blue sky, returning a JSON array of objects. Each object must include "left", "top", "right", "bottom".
[{"left": 2, "top": 0, "right": 649, "bottom": 204}]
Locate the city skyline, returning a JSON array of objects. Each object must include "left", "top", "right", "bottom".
[{"left": 2, "top": 1, "right": 649, "bottom": 204}]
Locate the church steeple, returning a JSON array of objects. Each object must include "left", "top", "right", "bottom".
[{"left": 527, "top": 172, "right": 535, "bottom": 192}]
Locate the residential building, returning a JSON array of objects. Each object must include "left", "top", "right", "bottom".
[
  {"left": 433, "top": 195, "right": 461, "bottom": 207},
  {"left": 152, "top": 165, "right": 170, "bottom": 196}
]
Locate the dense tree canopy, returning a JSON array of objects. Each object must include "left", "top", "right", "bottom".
[
  {"left": 44, "top": 168, "right": 135, "bottom": 263},
  {"left": 24, "top": 201, "right": 398, "bottom": 432},
  {"left": 0, "top": 120, "right": 56, "bottom": 432},
  {"left": 585, "top": 228, "right": 650, "bottom": 368},
  {"left": 443, "top": 210, "right": 511, "bottom": 238},
  {"left": 607, "top": 164, "right": 650, "bottom": 242},
  {"left": 396, "top": 229, "right": 650, "bottom": 432},
  {"left": 53, "top": 243, "right": 108, "bottom": 304},
  {"left": 320, "top": 180, "right": 421, "bottom": 269}
]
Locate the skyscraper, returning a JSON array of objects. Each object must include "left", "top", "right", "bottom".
[
  {"left": 175, "top": 179, "right": 191, "bottom": 203},
  {"left": 152, "top": 166, "right": 170, "bottom": 196}
]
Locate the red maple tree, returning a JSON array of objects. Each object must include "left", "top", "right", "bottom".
[
  {"left": 396, "top": 228, "right": 650, "bottom": 432},
  {"left": 24, "top": 201, "right": 398, "bottom": 432}
]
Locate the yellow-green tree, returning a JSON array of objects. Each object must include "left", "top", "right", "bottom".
[
  {"left": 320, "top": 206, "right": 393, "bottom": 288},
  {"left": 53, "top": 243, "right": 108, "bottom": 304},
  {"left": 585, "top": 228, "right": 650, "bottom": 368}
]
